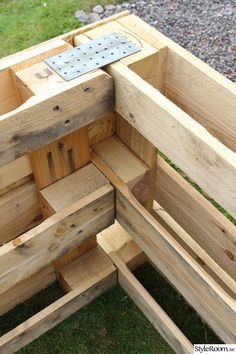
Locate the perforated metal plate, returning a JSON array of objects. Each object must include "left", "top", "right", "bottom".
[{"left": 44, "top": 32, "right": 141, "bottom": 81}]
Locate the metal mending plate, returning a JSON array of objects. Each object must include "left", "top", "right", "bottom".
[{"left": 44, "top": 32, "right": 141, "bottom": 81}]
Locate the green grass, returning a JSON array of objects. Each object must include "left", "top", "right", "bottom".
[
  {"left": 0, "top": 263, "right": 221, "bottom": 354},
  {"left": 0, "top": 0, "right": 117, "bottom": 58},
  {"left": 0, "top": 1, "right": 228, "bottom": 353}
]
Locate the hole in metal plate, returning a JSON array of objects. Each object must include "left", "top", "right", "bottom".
[{"left": 44, "top": 32, "right": 141, "bottom": 81}]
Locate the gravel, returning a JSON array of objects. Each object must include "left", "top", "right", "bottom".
[{"left": 75, "top": 1, "right": 235, "bottom": 81}]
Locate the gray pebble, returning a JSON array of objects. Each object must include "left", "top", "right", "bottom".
[
  {"left": 92, "top": 5, "right": 104, "bottom": 14},
  {"left": 98, "top": 0, "right": 235, "bottom": 81},
  {"left": 74, "top": 10, "right": 89, "bottom": 23},
  {"left": 105, "top": 4, "right": 116, "bottom": 11},
  {"left": 88, "top": 12, "right": 101, "bottom": 23}
]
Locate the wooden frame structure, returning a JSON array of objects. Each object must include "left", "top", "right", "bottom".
[{"left": 0, "top": 11, "right": 235, "bottom": 353}]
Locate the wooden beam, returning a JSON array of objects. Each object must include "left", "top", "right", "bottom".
[
  {"left": 0, "top": 180, "right": 42, "bottom": 245},
  {"left": 0, "top": 155, "right": 31, "bottom": 192},
  {"left": 58, "top": 245, "right": 115, "bottom": 292},
  {"left": 0, "top": 246, "right": 116, "bottom": 354},
  {"left": 0, "top": 70, "right": 113, "bottom": 167},
  {"left": 91, "top": 151, "right": 236, "bottom": 343},
  {"left": 118, "top": 14, "right": 236, "bottom": 152},
  {"left": 155, "top": 157, "right": 236, "bottom": 281},
  {"left": 104, "top": 62, "right": 236, "bottom": 217},
  {"left": 0, "top": 184, "right": 114, "bottom": 295},
  {"left": 98, "top": 221, "right": 146, "bottom": 271},
  {"left": 0, "top": 265, "right": 55, "bottom": 316},
  {"left": 111, "top": 252, "right": 193, "bottom": 354}
]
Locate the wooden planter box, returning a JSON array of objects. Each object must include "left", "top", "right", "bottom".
[{"left": 0, "top": 11, "right": 235, "bottom": 353}]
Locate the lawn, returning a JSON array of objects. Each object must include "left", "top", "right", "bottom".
[{"left": 0, "top": 1, "right": 224, "bottom": 353}]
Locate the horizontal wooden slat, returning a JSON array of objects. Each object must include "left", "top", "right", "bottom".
[
  {"left": 0, "top": 70, "right": 113, "bottom": 167},
  {"left": 0, "top": 265, "right": 55, "bottom": 316},
  {"left": 0, "top": 248, "right": 116, "bottom": 354},
  {"left": 0, "top": 180, "right": 42, "bottom": 245},
  {"left": 0, "top": 155, "right": 31, "bottom": 191},
  {"left": 0, "top": 184, "right": 114, "bottom": 295},
  {"left": 105, "top": 62, "right": 236, "bottom": 217},
  {"left": 91, "top": 152, "right": 236, "bottom": 343},
  {"left": 118, "top": 14, "right": 236, "bottom": 152},
  {"left": 111, "top": 252, "right": 193, "bottom": 354},
  {"left": 155, "top": 157, "right": 236, "bottom": 281}
]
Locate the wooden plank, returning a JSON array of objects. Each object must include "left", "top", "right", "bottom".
[
  {"left": 91, "top": 151, "right": 236, "bottom": 343},
  {"left": 152, "top": 201, "right": 236, "bottom": 296},
  {"left": 0, "top": 265, "right": 55, "bottom": 316},
  {"left": 40, "top": 163, "right": 109, "bottom": 213},
  {"left": 104, "top": 61, "right": 236, "bottom": 217},
  {"left": 0, "top": 180, "right": 42, "bottom": 245},
  {"left": 118, "top": 14, "right": 236, "bottom": 152},
  {"left": 81, "top": 24, "right": 159, "bottom": 211},
  {"left": 88, "top": 112, "right": 115, "bottom": 146},
  {"left": 58, "top": 245, "right": 114, "bottom": 292},
  {"left": 0, "top": 70, "right": 113, "bottom": 167},
  {"left": 30, "top": 127, "right": 90, "bottom": 190},
  {"left": 0, "top": 249, "right": 116, "bottom": 354},
  {"left": 111, "top": 252, "right": 193, "bottom": 354},
  {"left": 0, "top": 155, "right": 31, "bottom": 191},
  {"left": 93, "top": 136, "right": 151, "bottom": 207},
  {"left": 0, "top": 184, "right": 114, "bottom": 295},
  {"left": 155, "top": 158, "right": 236, "bottom": 281},
  {"left": 98, "top": 221, "right": 146, "bottom": 271}
]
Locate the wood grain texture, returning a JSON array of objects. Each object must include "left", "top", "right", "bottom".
[
  {"left": 30, "top": 127, "right": 90, "bottom": 190},
  {"left": 0, "top": 180, "right": 42, "bottom": 245},
  {"left": 0, "top": 251, "right": 116, "bottom": 354},
  {"left": 118, "top": 14, "right": 236, "bottom": 152},
  {"left": 155, "top": 158, "right": 236, "bottom": 281},
  {"left": 0, "top": 264, "right": 55, "bottom": 316},
  {"left": 58, "top": 245, "right": 114, "bottom": 292},
  {"left": 105, "top": 62, "right": 236, "bottom": 217},
  {"left": 0, "top": 70, "right": 113, "bottom": 167},
  {"left": 0, "top": 184, "right": 114, "bottom": 295},
  {"left": 0, "top": 155, "right": 31, "bottom": 191},
  {"left": 40, "top": 163, "right": 109, "bottom": 212},
  {"left": 91, "top": 151, "right": 236, "bottom": 343},
  {"left": 111, "top": 252, "right": 193, "bottom": 354}
]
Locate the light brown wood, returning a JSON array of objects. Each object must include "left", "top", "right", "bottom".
[
  {"left": 98, "top": 221, "right": 146, "bottom": 271},
  {"left": 0, "top": 246, "right": 116, "bottom": 354},
  {"left": 30, "top": 127, "right": 90, "bottom": 190},
  {"left": 0, "top": 70, "right": 113, "bottom": 167},
  {"left": 93, "top": 136, "right": 151, "bottom": 207},
  {"left": 111, "top": 252, "right": 193, "bottom": 354},
  {"left": 155, "top": 157, "right": 236, "bottom": 281},
  {"left": 118, "top": 14, "right": 236, "bottom": 152},
  {"left": 0, "top": 180, "right": 42, "bottom": 245},
  {"left": 0, "top": 155, "right": 32, "bottom": 192},
  {"left": 0, "top": 184, "right": 114, "bottom": 295},
  {"left": 40, "top": 163, "right": 109, "bottom": 212},
  {"left": 91, "top": 151, "right": 236, "bottom": 343},
  {"left": 80, "top": 25, "right": 159, "bottom": 211},
  {"left": 0, "top": 264, "right": 55, "bottom": 316},
  {"left": 104, "top": 61, "right": 236, "bottom": 217},
  {"left": 58, "top": 245, "right": 114, "bottom": 292},
  {"left": 88, "top": 112, "right": 115, "bottom": 146}
]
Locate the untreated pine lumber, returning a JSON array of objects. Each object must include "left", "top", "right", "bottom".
[
  {"left": 155, "top": 157, "right": 236, "bottom": 281},
  {"left": 97, "top": 221, "right": 146, "bottom": 271},
  {"left": 40, "top": 163, "right": 110, "bottom": 271},
  {"left": 0, "top": 179, "right": 42, "bottom": 245},
  {"left": 0, "top": 184, "right": 114, "bottom": 295},
  {"left": 0, "top": 70, "right": 113, "bottom": 167},
  {"left": 117, "top": 14, "right": 236, "bottom": 153},
  {"left": 0, "top": 246, "right": 116, "bottom": 354},
  {"left": 104, "top": 61, "right": 236, "bottom": 217},
  {"left": 91, "top": 151, "right": 236, "bottom": 343},
  {"left": 110, "top": 252, "right": 193, "bottom": 354}
]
